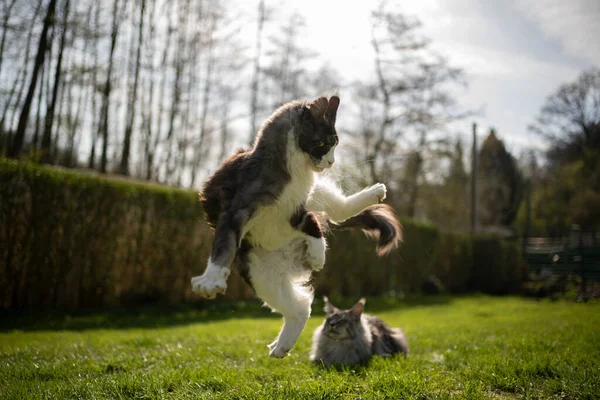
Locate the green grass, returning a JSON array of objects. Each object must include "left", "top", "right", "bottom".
[{"left": 1, "top": 296, "right": 599, "bottom": 399}]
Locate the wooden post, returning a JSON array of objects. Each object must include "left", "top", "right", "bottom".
[
  {"left": 522, "top": 179, "right": 532, "bottom": 252},
  {"left": 471, "top": 122, "right": 478, "bottom": 235}
]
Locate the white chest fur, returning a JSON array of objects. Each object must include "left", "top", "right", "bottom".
[{"left": 244, "top": 129, "right": 315, "bottom": 251}]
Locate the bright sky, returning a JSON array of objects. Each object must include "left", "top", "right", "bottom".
[{"left": 247, "top": 0, "right": 600, "bottom": 156}]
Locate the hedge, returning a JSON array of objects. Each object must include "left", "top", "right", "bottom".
[{"left": 0, "top": 159, "right": 524, "bottom": 309}]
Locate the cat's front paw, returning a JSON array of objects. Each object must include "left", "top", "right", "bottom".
[
  {"left": 190, "top": 262, "right": 230, "bottom": 299},
  {"left": 306, "top": 236, "right": 326, "bottom": 271},
  {"left": 366, "top": 183, "right": 386, "bottom": 204},
  {"left": 267, "top": 339, "right": 278, "bottom": 351},
  {"left": 268, "top": 340, "right": 290, "bottom": 358}
]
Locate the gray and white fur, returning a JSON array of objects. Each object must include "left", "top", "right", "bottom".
[
  {"left": 310, "top": 297, "right": 409, "bottom": 366},
  {"left": 191, "top": 96, "right": 402, "bottom": 358}
]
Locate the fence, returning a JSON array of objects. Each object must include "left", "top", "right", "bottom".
[{"left": 523, "top": 229, "right": 600, "bottom": 297}]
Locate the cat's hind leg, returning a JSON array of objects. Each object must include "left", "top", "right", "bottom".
[
  {"left": 263, "top": 281, "right": 312, "bottom": 358},
  {"left": 391, "top": 328, "right": 410, "bottom": 357},
  {"left": 248, "top": 242, "right": 314, "bottom": 358}
]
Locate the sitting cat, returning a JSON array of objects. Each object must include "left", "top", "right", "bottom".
[
  {"left": 310, "top": 297, "right": 409, "bottom": 366},
  {"left": 191, "top": 95, "right": 402, "bottom": 357}
]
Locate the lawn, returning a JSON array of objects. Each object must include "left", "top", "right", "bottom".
[{"left": 0, "top": 296, "right": 599, "bottom": 399}]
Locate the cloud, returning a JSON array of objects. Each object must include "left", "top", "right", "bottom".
[
  {"left": 516, "top": 0, "right": 600, "bottom": 65},
  {"left": 281, "top": 0, "right": 593, "bottom": 154}
]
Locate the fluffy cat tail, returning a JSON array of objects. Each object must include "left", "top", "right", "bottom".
[{"left": 331, "top": 204, "right": 402, "bottom": 256}]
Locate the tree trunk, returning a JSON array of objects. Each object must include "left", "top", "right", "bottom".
[
  {"left": 88, "top": 0, "right": 100, "bottom": 169},
  {"left": 190, "top": 13, "right": 215, "bottom": 189},
  {"left": 406, "top": 151, "right": 423, "bottom": 218},
  {"left": 153, "top": 0, "right": 174, "bottom": 181},
  {"left": 175, "top": 0, "right": 191, "bottom": 187},
  {"left": 8, "top": 0, "right": 58, "bottom": 158},
  {"left": 64, "top": 59, "right": 75, "bottom": 166},
  {"left": 248, "top": 0, "right": 265, "bottom": 145},
  {"left": 368, "top": 29, "right": 390, "bottom": 185},
  {"left": 32, "top": 60, "right": 46, "bottom": 149},
  {"left": 69, "top": 26, "right": 91, "bottom": 168},
  {"left": 0, "top": 0, "right": 18, "bottom": 78},
  {"left": 0, "top": 0, "right": 43, "bottom": 154},
  {"left": 218, "top": 87, "right": 233, "bottom": 163},
  {"left": 99, "top": 0, "right": 122, "bottom": 173},
  {"left": 119, "top": 0, "right": 146, "bottom": 175},
  {"left": 142, "top": 0, "right": 156, "bottom": 179},
  {"left": 164, "top": 0, "right": 184, "bottom": 183},
  {"left": 40, "top": 0, "right": 70, "bottom": 163},
  {"left": 52, "top": 65, "right": 68, "bottom": 163}
]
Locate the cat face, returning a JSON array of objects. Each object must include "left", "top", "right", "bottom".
[
  {"left": 298, "top": 96, "right": 340, "bottom": 172},
  {"left": 324, "top": 312, "right": 357, "bottom": 340},
  {"left": 322, "top": 296, "right": 365, "bottom": 340}
]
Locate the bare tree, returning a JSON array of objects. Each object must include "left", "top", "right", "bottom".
[
  {"left": 177, "top": 0, "right": 197, "bottom": 187},
  {"left": 67, "top": 1, "right": 95, "bottom": 167},
  {"left": 40, "top": 0, "right": 70, "bottom": 162},
  {"left": 217, "top": 85, "right": 233, "bottom": 163},
  {"left": 190, "top": 8, "right": 217, "bottom": 188},
  {"left": 164, "top": 0, "right": 185, "bottom": 182},
  {"left": 365, "top": 2, "right": 430, "bottom": 187},
  {"left": 358, "top": 0, "right": 467, "bottom": 214},
  {"left": 8, "top": 0, "right": 58, "bottom": 157},
  {"left": 51, "top": 59, "right": 68, "bottom": 162},
  {"left": 262, "top": 12, "right": 316, "bottom": 108},
  {"left": 529, "top": 67, "right": 600, "bottom": 166},
  {"left": 32, "top": 58, "right": 46, "bottom": 149},
  {"left": 216, "top": 62, "right": 244, "bottom": 164},
  {"left": 88, "top": 0, "right": 100, "bottom": 169},
  {"left": 119, "top": 0, "right": 146, "bottom": 175},
  {"left": 525, "top": 69, "right": 600, "bottom": 234},
  {"left": 0, "top": 0, "right": 44, "bottom": 150},
  {"left": 248, "top": 0, "right": 266, "bottom": 145},
  {"left": 141, "top": 0, "right": 157, "bottom": 179},
  {"left": 99, "top": 0, "right": 124, "bottom": 173},
  {"left": 150, "top": 0, "right": 175, "bottom": 181},
  {"left": 0, "top": 0, "right": 18, "bottom": 77}
]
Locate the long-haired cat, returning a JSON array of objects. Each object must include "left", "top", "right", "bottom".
[
  {"left": 310, "top": 297, "right": 409, "bottom": 366},
  {"left": 191, "top": 96, "right": 402, "bottom": 357}
]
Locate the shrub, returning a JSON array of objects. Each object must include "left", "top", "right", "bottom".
[
  {"left": 470, "top": 238, "right": 524, "bottom": 294},
  {"left": 0, "top": 159, "right": 252, "bottom": 309}
]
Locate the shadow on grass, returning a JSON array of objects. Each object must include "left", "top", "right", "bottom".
[
  {"left": 309, "top": 351, "right": 410, "bottom": 377},
  {"left": 0, "top": 295, "right": 453, "bottom": 333}
]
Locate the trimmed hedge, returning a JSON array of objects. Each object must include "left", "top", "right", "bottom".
[
  {"left": 0, "top": 159, "right": 253, "bottom": 309},
  {"left": 318, "top": 223, "right": 524, "bottom": 297},
  {"left": 0, "top": 159, "right": 524, "bottom": 309}
]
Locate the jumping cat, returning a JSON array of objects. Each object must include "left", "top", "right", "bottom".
[
  {"left": 191, "top": 95, "right": 402, "bottom": 357},
  {"left": 310, "top": 297, "right": 409, "bottom": 366}
]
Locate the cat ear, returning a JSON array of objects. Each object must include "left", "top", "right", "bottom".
[
  {"left": 307, "top": 97, "right": 328, "bottom": 119},
  {"left": 325, "top": 96, "right": 340, "bottom": 124},
  {"left": 323, "top": 296, "right": 339, "bottom": 315},
  {"left": 350, "top": 298, "right": 366, "bottom": 316}
]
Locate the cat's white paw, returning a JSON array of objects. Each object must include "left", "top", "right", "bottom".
[
  {"left": 306, "top": 236, "right": 326, "bottom": 271},
  {"left": 191, "top": 262, "right": 229, "bottom": 299},
  {"left": 268, "top": 340, "right": 290, "bottom": 358},
  {"left": 366, "top": 183, "right": 386, "bottom": 204}
]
